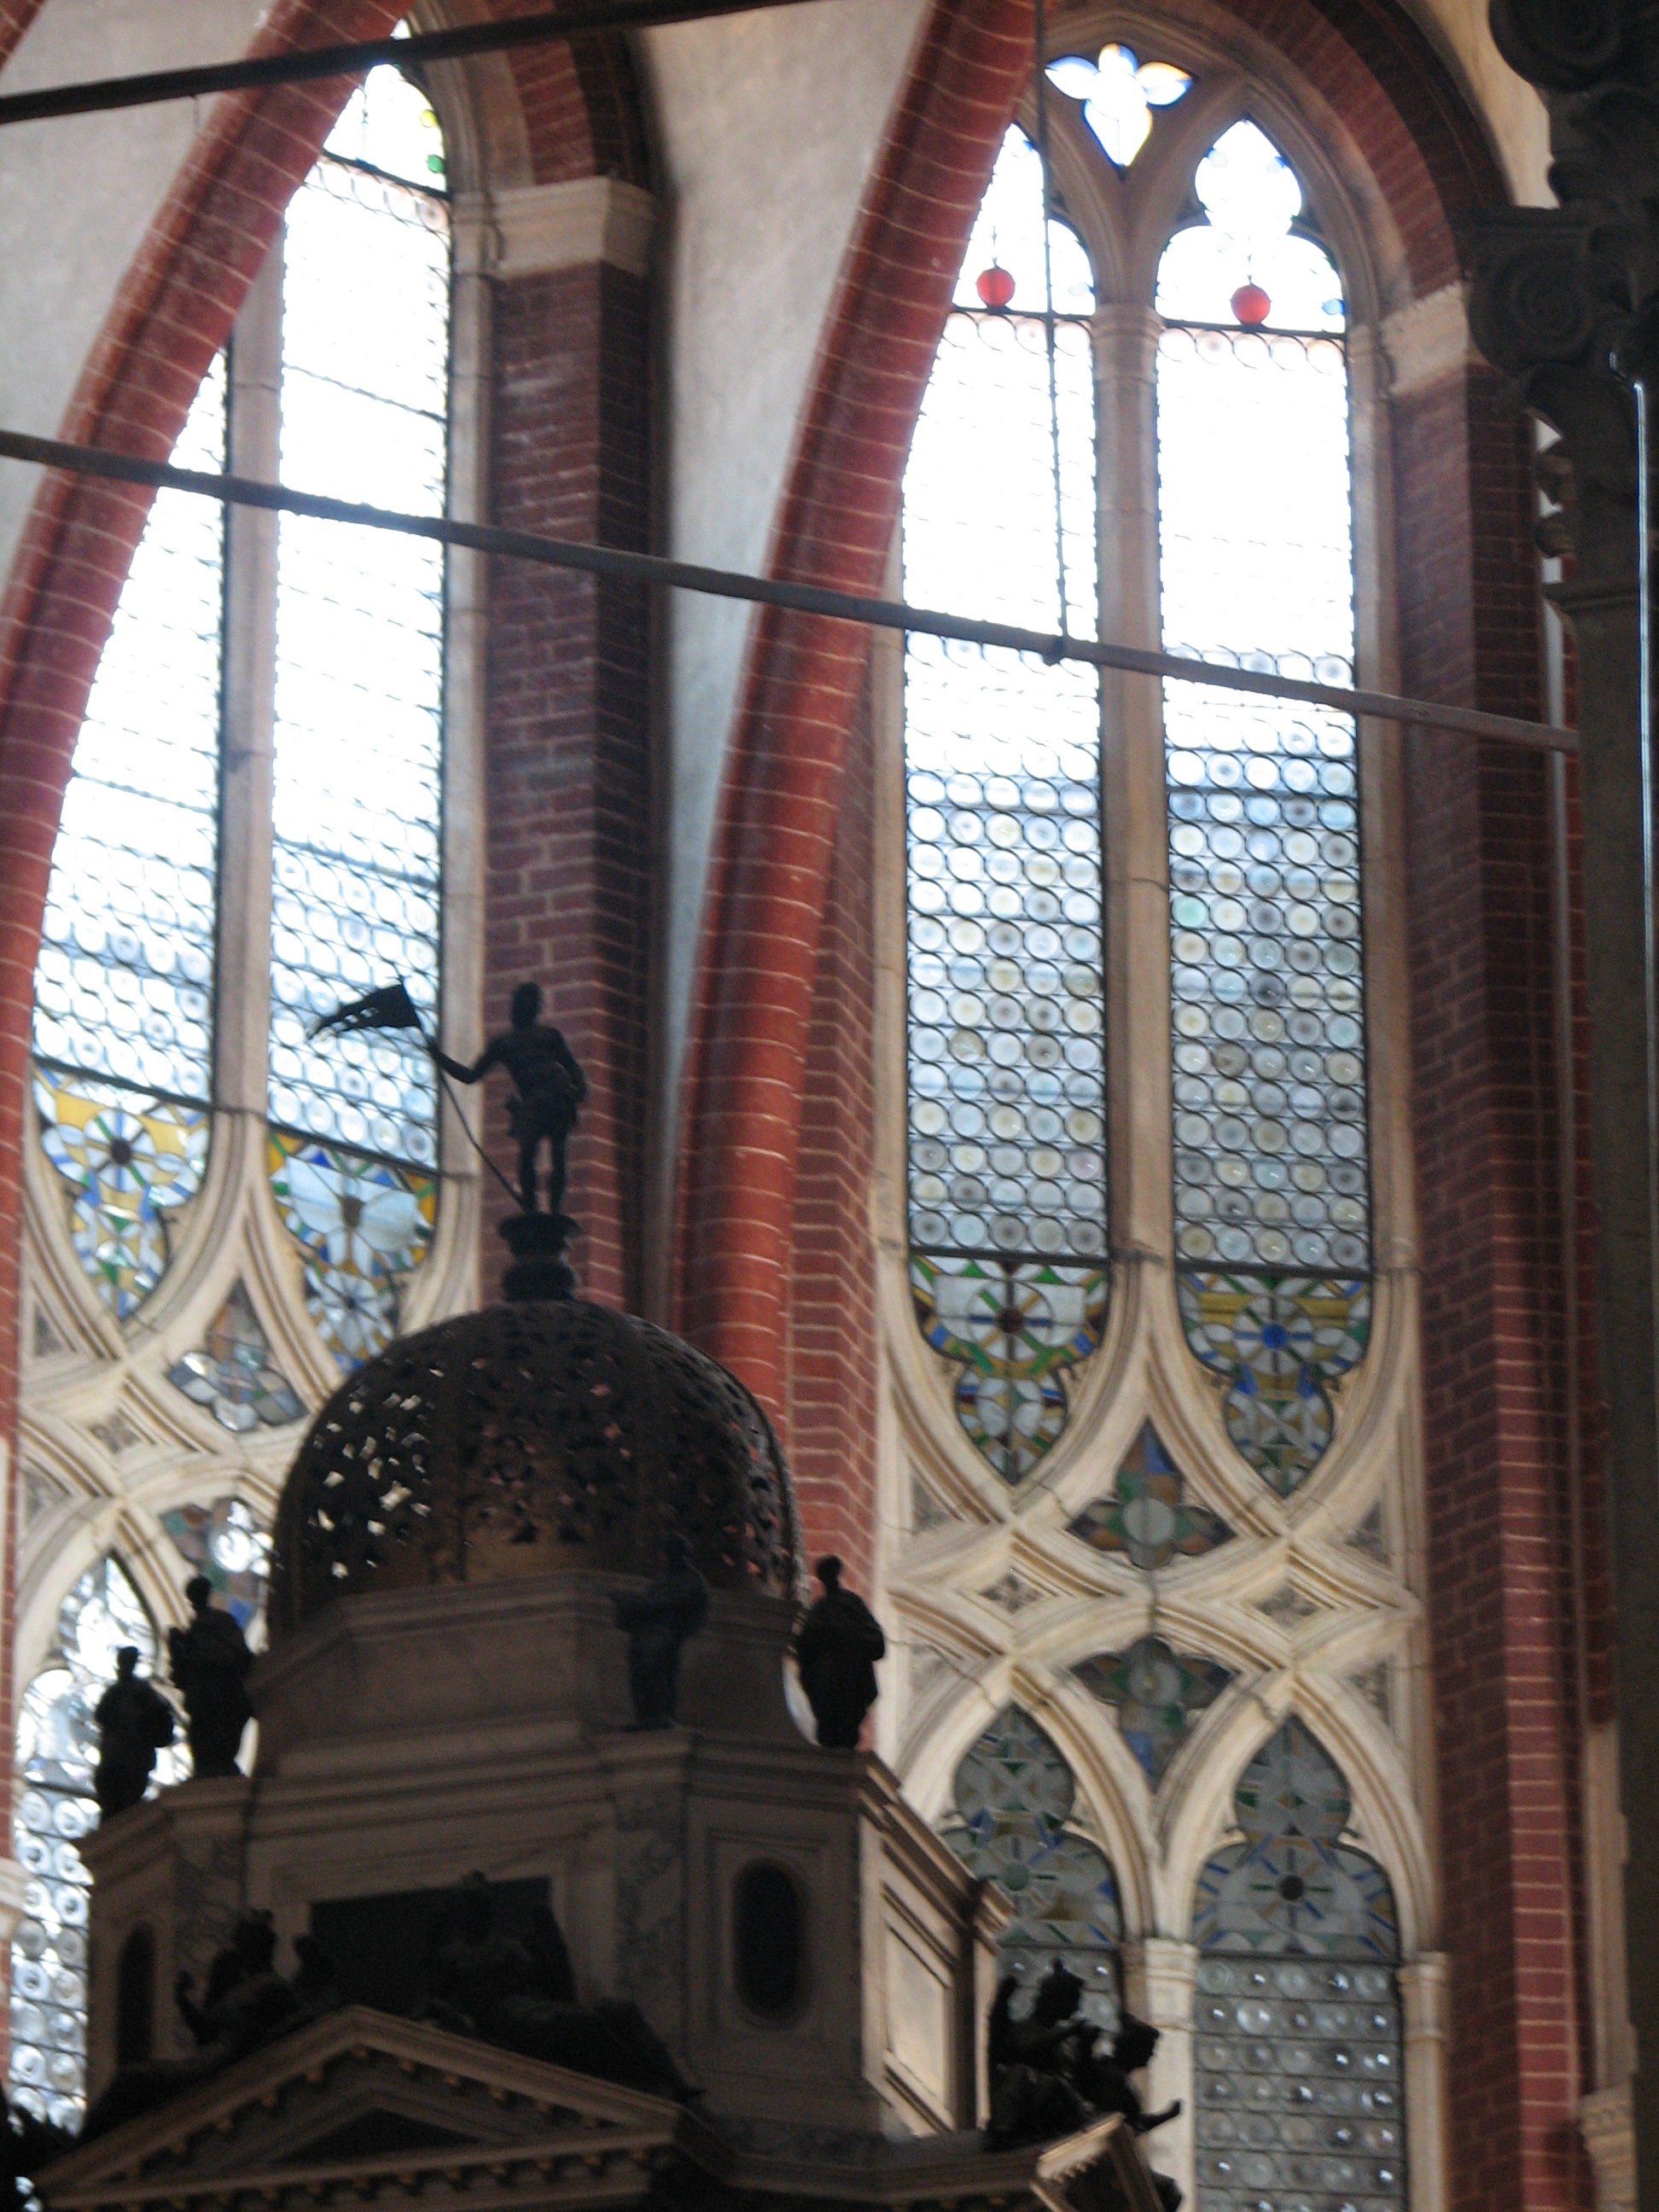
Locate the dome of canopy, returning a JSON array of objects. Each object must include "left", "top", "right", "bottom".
[{"left": 268, "top": 1297, "right": 803, "bottom": 1638}]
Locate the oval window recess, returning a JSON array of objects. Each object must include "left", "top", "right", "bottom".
[{"left": 733, "top": 1861, "right": 806, "bottom": 2020}]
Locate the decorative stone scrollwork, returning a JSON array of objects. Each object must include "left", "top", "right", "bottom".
[{"left": 1488, "top": 0, "right": 1630, "bottom": 93}]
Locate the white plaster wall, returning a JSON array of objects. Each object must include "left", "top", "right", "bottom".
[
  {"left": 636, "top": 0, "right": 928, "bottom": 1122},
  {"left": 0, "top": 0, "right": 268, "bottom": 597}
]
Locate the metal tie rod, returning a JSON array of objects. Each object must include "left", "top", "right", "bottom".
[
  {"left": 0, "top": 0, "right": 830, "bottom": 129},
  {"left": 0, "top": 427, "right": 1577, "bottom": 756}
]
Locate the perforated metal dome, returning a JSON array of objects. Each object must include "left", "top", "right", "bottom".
[{"left": 269, "top": 1299, "right": 803, "bottom": 1638}]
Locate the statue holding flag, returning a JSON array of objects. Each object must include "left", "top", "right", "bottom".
[{"left": 311, "top": 978, "right": 587, "bottom": 1218}]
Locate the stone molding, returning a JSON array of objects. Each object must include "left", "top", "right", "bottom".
[
  {"left": 1581, "top": 2084, "right": 1636, "bottom": 2212},
  {"left": 454, "top": 178, "right": 655, "bottom": 281},
  {"left": 1382, "top": 285, "right": 1475, "bottom": 399}
]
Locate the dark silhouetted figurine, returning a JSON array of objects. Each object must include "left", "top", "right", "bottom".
[
  {"left": 168, "top": 1578, "right": 254, "bottom": 1778},
  {"left": 614, "top": 1534, "right": 708, "bottom": 1728},
  {"left": 82, "top": 1911, "right": 333, "bottom": 2142},
  {"left": 422, "top": 1872, "right": 696, "bottom": 2100},
  {"left": 985, "top": 1966, "right": 1183, "bottom": 2206},
  {"left": 0, "top": 2082, "right": 72, "bottom": 2204},
  {"left": 434, "top": 981, "right": 587, "bottom": 1217},
  {"left": 93, "top": 1645, "right": 176, "bottom": 1820},
  {"left": 793, "top": 1557, "right": 886, "bottom": 1748}
]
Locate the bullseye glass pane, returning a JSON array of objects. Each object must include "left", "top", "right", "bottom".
[
  {"left": 904, "top": 130, "right": 1106, "bottom": 1484},
  {"left": 1156, "top": 125, "right": 1370, "bottom": 1495},
  {"left": 32, "top": 360, "right": 226, "bottom": 1104},
  {"left": 268, "top": 72, "right": 450, "bottom": 1173}
]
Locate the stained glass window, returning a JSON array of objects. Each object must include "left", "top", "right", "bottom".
[
  {"left": 904, "top": 129, "right": 1106, "bottom": 1485},
  {"left": 10, "top": 1561, "right": 181, "bottom": 2126},
  {"left": 159, "top": 1497, "right": 272, "bottom": 1629},
  {"left": 266, "top": 64, "right": 449, "bottom": 1360},
  {"left": 32, "top": 362, "right": 226, "bottom": 1314},
  {"left": 1073, "top": 1635, "right": 1232, "bottom": 1784},
  {"left": 1067, "top": 1424, "right": 1235, "bottom": 1569},
  {"left": 166, "top": 1284, "right": 306, "bottom": 1433},
  {"left": 1046, "top": 44, "right": 1191, "bottom": 170},
  {"left": 1192, "top": 1720, "right": 1405, "bottom": 2212},
  {"left": 1156, "top": 124, "right": 1371, "bottom": 1494},
  {"left": 946, "top": 1706, "right": 1121, "bottom": 2030}
]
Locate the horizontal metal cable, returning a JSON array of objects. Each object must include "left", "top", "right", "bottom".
[
  {"left": 0, "top": 426, "right": 1577, "bottom": 755},
  {"left": 0, "top": 0, "right": 826, "bottom": 129}
]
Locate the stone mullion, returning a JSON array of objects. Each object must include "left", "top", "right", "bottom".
[{"left": 216, "top": 247, "right": 283, "bottom": 1127}]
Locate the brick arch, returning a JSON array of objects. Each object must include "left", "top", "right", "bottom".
[
  {"left": 674, "top": 0, "right": 1508, "bottom": 1413},
  {"left": 0, "top": 0, "right": 648, "bottom": 1671}
]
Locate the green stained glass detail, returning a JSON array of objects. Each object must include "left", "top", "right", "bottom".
[
  {"left": 1068, "top": 1423, "right": 1234, "bottom": 1568},
  {"left": 1178, "top": 1270, "right": 1369, "bottom": 1494},
  {"left": 34, "top": 1074, "right": 208, "bottom": 1320},
  {"left": 167, "top": 1283, "right": 306, "bottom": 1434},
  {"left": 268, "top": 1132, "right": 435, "bottom": 1369},
  {"left": 911, "top": 1254, "right": 1107, "bottom": 1485},
  {"left": 947, "top": 1706, "right": 1121, "bottom": 2030},
  {"left": 1074, "top": 1634, "right": 1232, "bottom": 1785}
]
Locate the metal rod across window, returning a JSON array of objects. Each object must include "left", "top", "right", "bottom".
[{"left": 0, "top": 426, "right": 1576, "bottom": 756}]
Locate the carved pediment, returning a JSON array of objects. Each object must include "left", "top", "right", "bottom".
[{"left": 37, "top": 2009, "right": 679, "bottom": 2212}]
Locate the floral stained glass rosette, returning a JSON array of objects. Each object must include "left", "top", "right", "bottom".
[
  {"left": 269, "top": 1134, "right": 435, "bottom": 1367},
  {"left": 34, "top": 1074, "right": 208, "bottom": 1320}
]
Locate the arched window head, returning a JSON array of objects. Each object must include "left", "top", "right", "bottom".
[
  {"left": 11, "top": 1560, "right": 180, "bottom": 2125},
  {"left": 946, "top": 1706, "right": 1121, "bottom": 2029},
  {"left": 1158, "top": 122, "right": 1371, "bottom": 1496},
  {"left": 905, "top": 127, "right": 1108, "bottom": 1486},
  {"left": 1192, "top": 1720, "right": 1405, "bottom": 2212}
]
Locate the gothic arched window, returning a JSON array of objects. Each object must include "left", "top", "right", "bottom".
[
  {"left": 1192, "top": 1720, "right": 1404, "bottom": 2212},
  {"left": 945, "top": 1706, "right": 1121, "bottom": 2029},
  {"left": 901, "top": 113, "right": 1371, "bottom": 1496},
  {"left": 32, "top": 60, "right": 451, "bottom": 1371}
]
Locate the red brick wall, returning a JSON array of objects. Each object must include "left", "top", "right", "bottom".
[
  {"left": 1399, "top": 364, "right": 1592, "bottom": 2212},
  {"left": 786, "top": 673, "right": 878, "bottom": 1589},
  {"left": 482, "top": 260, "right": 651, "bottom": 1310}
]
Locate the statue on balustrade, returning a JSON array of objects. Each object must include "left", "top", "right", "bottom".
[
  {"left": 614, "top": 1533, "right": 707, "bottom": 1729},
  {"left": 93, "top": 1646, "right": 176, "bottom": 1820},
  {"left": 793, "top": 1557, "right": 885, "bottom": 1749},
  {"left": 167, "top": 1578, "right": 254, "bottom": 1779}
]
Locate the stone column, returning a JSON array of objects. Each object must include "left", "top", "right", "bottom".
[
  {"left": 1397, "top": 1953, "right": 1450, "bottom": 2212},
  {"left": 1465, "top": 7, "right": 1659, "bottom": 2202},
  {"left": 1121, "top": 1935, "right": 1197, "bottom": 2205}
]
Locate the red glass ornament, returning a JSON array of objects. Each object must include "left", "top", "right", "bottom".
[
  {"left": 976, "top": 263, "right": 1016, "bottom": 310},
  {"left": 1231, "top": 281, "right": 1272, "bottom": 327}
]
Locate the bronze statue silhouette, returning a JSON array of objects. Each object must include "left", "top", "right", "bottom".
[
  {"left": 793, "top": 1557, "right": 886, "bottom": 1749},
  {"left": 167, "top": 1578, "right": 254, "bottom": 1778},
  {"left": 93, "top": 1646, "right": 176, "bottom": 1820},
  {"left": 434, "top": 982, "right": 587, "bottom": 1217},
  {"left": 614, "top": 1535, "right": 708, "bottom": 1729},
  {"left": 421, "top": 1873, "right": 696, "bottom": 2100}
]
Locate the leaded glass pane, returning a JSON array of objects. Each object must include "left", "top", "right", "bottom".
[
  {"left": 1156, "top": 125, "right": 1370, "bottom": 1496},
  {"left": 32, "top": 359, "right": 226, "bottom": 1105},
  {"left": 267, "top": 73, "right": 449, "bottom": 1173},
  {"left": 1046, "top": 45, "right": 1191, "bottom": 172},
  {"left": 1192, "top": 1720, "right": 1405, "bottom": 2212},
  {"left": 34, "top": 1074, "right": 209, "bottom": 1320},
  {"left": 946, "top": 1706, "right": 1121, "bottom": 2031},
  {"left": 905, "top": 129, "right": 1106, "bottom": 1484},
  {"left": 10, "top": 1561, "right": 182, "bottom": 2126},
  {"left": 269, "top": 1132, "right": 436, "bottom": 1368}
]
